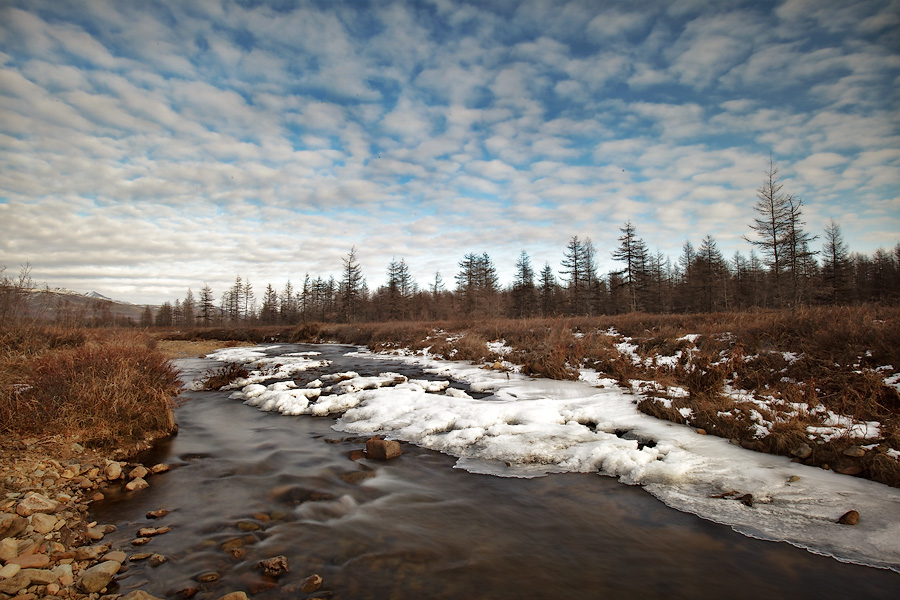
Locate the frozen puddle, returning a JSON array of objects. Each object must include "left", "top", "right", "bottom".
[{"left": 208, "top": 345, "right": 900, "bottom": 573}]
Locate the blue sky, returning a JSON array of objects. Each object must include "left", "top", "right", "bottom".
[{"left": 1, "top": 0, "right": 898, "bottom": 305}]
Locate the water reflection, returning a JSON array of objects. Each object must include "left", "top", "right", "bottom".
[{"left": 90, "top": 345, "right": 899, "bottom": 599}]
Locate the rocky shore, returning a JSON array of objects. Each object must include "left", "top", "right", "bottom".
[{"left": 0, "top": 436, "right": 176, "bottom": 600}]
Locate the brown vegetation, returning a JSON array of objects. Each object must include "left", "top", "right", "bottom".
[{"left": 284, "top": 306, "right": 900, "bottom": 487}]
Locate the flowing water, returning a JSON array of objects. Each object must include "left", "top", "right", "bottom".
[{"left": 91, "top": 344, "right": 900, "bottom": 599}]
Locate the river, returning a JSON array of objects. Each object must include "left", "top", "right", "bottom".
[{"left": 90, "top": 344, "right": 900, "bottom": 599}]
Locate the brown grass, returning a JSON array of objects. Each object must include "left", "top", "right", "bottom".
[{"left": 1, "top": 329, "right": 181, "bottom": 450}]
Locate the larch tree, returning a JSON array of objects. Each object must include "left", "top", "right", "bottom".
[
  {"left": 341, "top": 247, "right": 365, "bottom": 322},
  {"left": 612, "top": 221, "right": 648, "bottom": 312},
  {"left": 745, "top": 157, "right": 791, "bottom": 307},
  {"left": 198, "top": 284, "right": 215, "bottom": 326},
  {"left": 510, "top": 250, "right": 537, "bottom": 318}
]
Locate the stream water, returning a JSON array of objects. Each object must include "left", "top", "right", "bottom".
[{"left": 91, "top": 344, "right": 900, "bottom": 599}]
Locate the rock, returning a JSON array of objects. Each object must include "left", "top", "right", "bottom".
[
  {"left": 257, "top": 555, "right": 289, "bottom": 577},
  {"left": 126, "top": 477, "right": 150, "bottom": 491},
  {"left": 78, "top": 560, "right": 121, "bottom": 593},
  {"left": 131, "top": 537, "right": 152, "bottom": 546},
  {"left": 236, "top": 521, "right": 259, "bottom": 532},
  {"left": 230, "top": 548, "right": 247, "bottom": 559},
  {"left": 15, "top": 493, "right": 58, "bottom": 517},
  {"left": 0, "top": 563, "right": 21, "bottom": 578},
  {"left": 31, "top": 513, "right": 56, "bottom": 535},
  {"left": 0, "top": 571, "right": 30, "bottom": 595},
  {"left": 836, "top": 464, "right": 864, "bottom": 476},
  {"left": 104, "top": 462, "right": 123, "bottom": 481},
  {"left": 178, "top": 587, "right": 200, "bottom": 598},
  {"left": 121, "top": 591, "right": 166, "bottom": 600},
  {"left": 366, "top": 436, "right": 402, "bottom": 460},
  {"left": 6, "top": 554, "right": 50, "bottom": 568},
  {"left": 138, "top": 526, "right": 172, "bottom": 537},
  {"left": 86, "top": 526, "right": 105, "bottom": 540},
  {"left": 348, "top": 449, "right": 365, "bottom": 461},
  {"left": 0, "top": 516, "right": 27, "bottom": 538},
  {"left": 838, "top": 510, "right": 860, "bottom": 525},
  {"left": 150, "top": 463, "right": 170, "bottom": 474},
  {"left": 299, "top": 573, "right": 323, "bottom": 593},
  {"left": 46, "top": 582, "right": 61, "bottom": 596},
  {"left": 149, "top": 553, "right": 167, "bottom": 567},
  {"left": 52, "top": 563, "right": 74, "bottom": 586},
  {"left": 695, "top": 428, "right": 707, "bottom": 435},
  {"left": 221, "top": 538, "right": 244, "bottom": 551},
  {"left": 71, "top": 442, "right": 84, "bottom": 453},
  {"left": 129, "top": 465, "right": 149, "bottom": 480},
  {"left": 791, "top": 443, "right": 813, "bottom": 459},
  {"left": 0, "top": 537, "right": 18, "bottom": 561},
  {"left": 146, "top": 509, "right": 171, "bottom": 519},
  {"left": 217, "top": 593, "right": 249, "bottom": 600},
  {"left": 21, "top": 568, "right": 57, "bottom": 585},
  {"left": 738, "top": 493, "right": 754, "bottom": 507},
  {"left": 74, "top": 545, "right": 101, "bottom": 561},
  {"left": 129, "top": 553, "right": 152, "bottom": 561},
  {"left": 843, "top": 445, "right": 866, "bottom": 457},
  {"left": 788, "top": 475, "right": 801, "bottom": 483},
  {"left": 103, "top": 550, "right": 127, "bottom": 563},
  {"left": 91, "top": 492, "right": 106, "bottom": 502},
  {"left": 197, "top": 572, "right": 220, "bottom": 583}
]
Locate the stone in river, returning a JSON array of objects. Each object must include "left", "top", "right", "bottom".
[
  {"left": 838, "top": 510, "right": 860, "bottom": 525},
  {"left": 366, "top": 436, "right": 402, "bottom": 460},
  {"left": 257, "top": 555, "right": 289, "bottom": 577},
  {"left": 299, "top": 573, "right": 323, "bottom": 593},
  {"left": 126, "top": 477, "right": 150, "bottom": 491}
]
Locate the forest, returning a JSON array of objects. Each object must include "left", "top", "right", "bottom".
[{"left": 146, "top": 163, "right": 900, "bottom": 328}]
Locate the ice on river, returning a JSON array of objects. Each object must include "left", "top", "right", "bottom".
[{"left": 206, "top": 345, "right": 900, "bottom": 573}]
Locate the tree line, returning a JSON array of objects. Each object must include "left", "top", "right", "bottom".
[{"left": 148, "top": 160, "right": 900, "bottom": 326}]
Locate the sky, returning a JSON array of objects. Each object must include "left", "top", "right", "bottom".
[{"left": 1, "top": 0, "right": 898, "bottom": 305}]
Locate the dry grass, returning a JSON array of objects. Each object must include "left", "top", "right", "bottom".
[{"left": 1, "top": 328, "right": 181, "bottom": 450}]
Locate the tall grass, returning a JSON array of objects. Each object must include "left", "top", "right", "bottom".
[{"left": 1, "top": 329, "right": 181, "bottom": 449}]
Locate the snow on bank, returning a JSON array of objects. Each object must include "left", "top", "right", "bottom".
[{"left": 203, "top": 344, "right": 900, "bottom": 573}]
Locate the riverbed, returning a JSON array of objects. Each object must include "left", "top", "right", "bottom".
[{"left": 91, "top": 344, "right": 900, "bottom": 599}]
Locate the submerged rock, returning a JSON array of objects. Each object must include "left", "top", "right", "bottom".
[{"left": 791, "top": 443, "right": 813, "bottom": 459}]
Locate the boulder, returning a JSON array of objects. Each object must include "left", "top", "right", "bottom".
[
  {"left": 0, "top": 563, "right": 21, "bottom": 578},
  {"left": 0, "top": 516, "right": 27, "bottom": 539},
  {"left": 0, "top": 571, "right": 30, "bottom": 595},
  {"left": 366, "top": 437, "right": 402, "bottom": 460},
  {"left": 52, "top": 563, "right": 74, "bottom": 586},
  {"left": 838, "top": 510, "right": 860, "bottom": 525},
  {"left": 257, "top": 555, "right": 289, "bottom": 577},
  {"left": 15, "top": 493, "right": 58, "bottom": 517},
  {"left": 0, "top": 537, "right": 18, "bottom": 561},
  {"left": 299, "top": 573, "right": 323, "bottom": 593},
  {"left": 79, "top": 560, "right": 121, "bottom": 593},
  {"left": 30, "top": 513, "right": 57, "bottom": 534},
  {"left": 791, "top": 443, "right": 813, "bottom": 459},
  {"left": 105, "top": 462, "right": 123, "bottom": 481},
  {"left": 126, "top": 477, "right": 150, "bottom": 491},
  {"left": 129, "top": 465, "right": 149, "bottom": 479},
  {"left": 21, "top": 568, "right": 57, "bottom": 585},
  {"left": 7, "top": 554, "right": 50, "bottom": 569},
  {"left": 842, "top": 446, "right": 866, "bottom": 458}
]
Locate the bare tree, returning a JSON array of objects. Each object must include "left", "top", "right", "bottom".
[{"left": 745, "top": 157, "right": 791, "bottom": 307}]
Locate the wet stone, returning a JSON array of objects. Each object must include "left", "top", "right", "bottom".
[
  {"left": 197, "top": 571, "right": 220, "bottom": 583},
  {"left": 257, "top": 555, "right": 289, "bottom": 577},
  {"left": 146, "top": 509, "right": 171, "bottom": 519},
  {"left": 838, "top": 510, "right": 860, "bottom": 525}
]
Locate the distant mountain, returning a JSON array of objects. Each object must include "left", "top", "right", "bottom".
[{"left": 23, "top": 288, "right": 148, "bottom": 324}]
